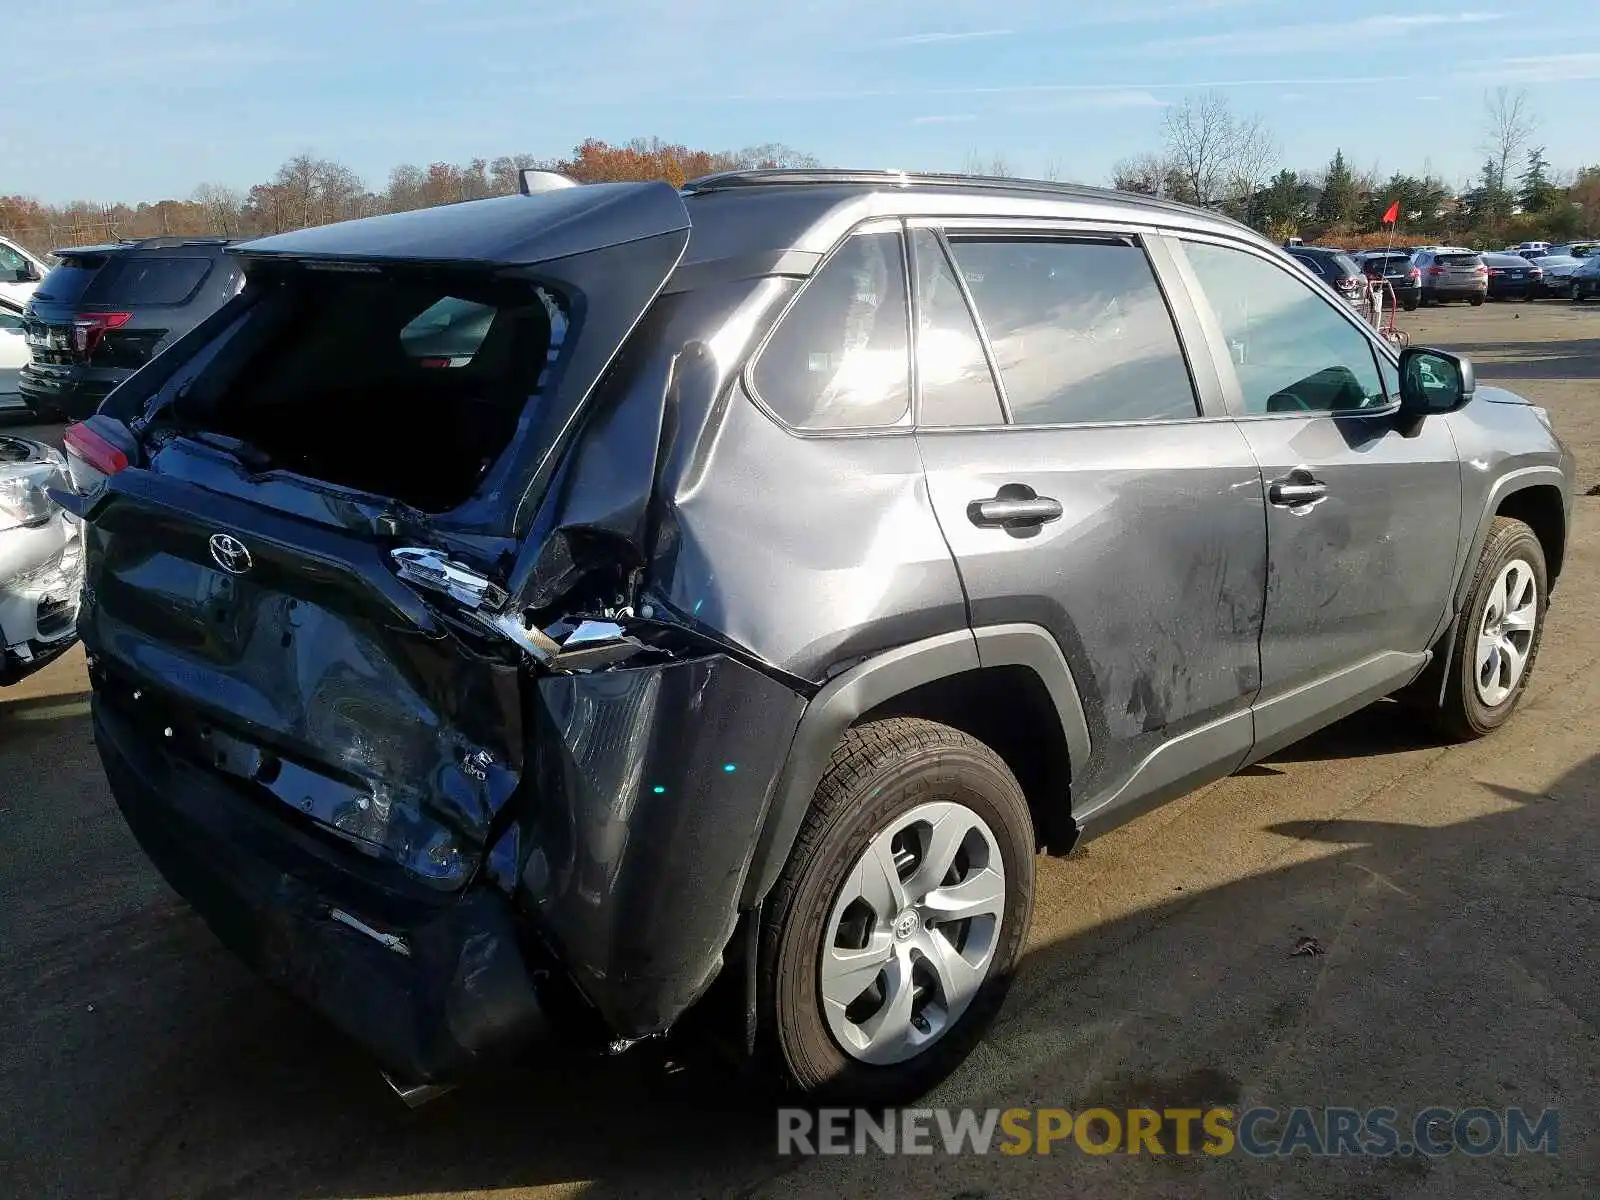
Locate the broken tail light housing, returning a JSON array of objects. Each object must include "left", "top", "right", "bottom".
[
  {"left": 63, "top": 420, "right": 131, "bottom": 478},
  {"left": 72, "top": 311, "right": 132, "bottom": 355}
]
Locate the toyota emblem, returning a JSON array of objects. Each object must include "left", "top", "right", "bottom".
[{"left": 209, "top": 533, "right": 253, "bottom": 575}]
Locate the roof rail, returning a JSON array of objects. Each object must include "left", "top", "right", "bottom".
[
  {"left": 682, "top": 168, "right": 1096, "bottom": 197},
  {"left": 119, "top": 235, "right": 236, "bottom": 249}
]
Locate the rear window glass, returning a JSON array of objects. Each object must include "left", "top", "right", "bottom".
[
  {"left": 400, "top": 297, "right": 498, "bottom": 365},
  {"left": 85, "top": 256, "right": 213, "bottom": 306},
  {"left": 34, "top": 258, "right": 109, "bottom": 304},
  {"left": 1330, "top": 254, "right": 1360, "bottom": 278},
  {"left": 1437, "top": 254, "right": 1481, "bottom": 267}
]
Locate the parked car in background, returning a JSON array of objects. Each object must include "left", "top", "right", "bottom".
[
  {"left": 1506, "top": 241, "right": 1550, "bottom": 257},
  {"left": 19, "top": 237, "right": 243, "bottom": 421},
  {"left": 1546, "top": 242, "right": 1600, "bottom": 261},
  {"left": 1352, "top": 249, "right": 1422, "bottom": 310},
  {"left": 0, "top": 298, "right": 30, "bottom": 414},
  {"left": 1513, "top": 248, "right": 1549, "bottom": 262},
  {"left": 1481, "top": 252, "right": 1543, "bottom": 301},
  {"left": 1285, "top": 245, "right": 1367, "bottom": 307},
  {"left": 0, "top": 435, "right": 81, "bottom": 683},
  {"left": 0, "top": 237, "right": 50, "bottom": 307},
  {"left": 58, "top": 168, "right": 1574, "bottom": 1106},
  {"left": 1412, "top": 247, "right": 1487, "bottom": 305},
  {"left": 1531, "top": 253, "right": 1589, "bottom": 296},
  {"left": 1566, "top": 253, "right": 1600, "bottom": 301}
]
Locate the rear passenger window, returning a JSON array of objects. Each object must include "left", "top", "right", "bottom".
[
  {"left": 751, "top": 232, "right": 910, "bottom": 430},
  {"left": 947, "top": 237, "right": 1199, "bottom": 425},
  {"left": 911, "top": 229, "right": 1004, "bottom": 426}
]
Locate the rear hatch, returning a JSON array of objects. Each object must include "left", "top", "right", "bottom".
[
  {"left": 23, "top": 248, "right": 222, "bottom": 396},
  {"left": 1429, "top": 252, "right": 1486, "bottom": 287},
  {"left": 72, "top": 182, "right": 691, "bottom": 890}
]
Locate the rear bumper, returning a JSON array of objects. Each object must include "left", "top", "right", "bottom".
[
  {"left": 18, "top": 365, "right": 125, "bottom": 419},
  {"left": 94, "top": 695, "right": 552, "bottom": 1083},
  {"left": 1422, "top": 284, "right": 1487, "bottom": 300}
]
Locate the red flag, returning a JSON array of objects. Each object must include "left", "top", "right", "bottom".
[{"left": 1382, "top": 199, "right": 1401, "bottom": 224}]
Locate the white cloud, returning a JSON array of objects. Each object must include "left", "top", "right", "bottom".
[
  {"left": 1468, "top": 52, "right": 1600, "bottom": 83},
  {"left": 1011, "top": 90, "right": 1172, "bottom": 112},
  {"left": 889, "top": 29, "right": 1013, "bottom": 45},
  {"left": 912, "top": 114, "right": 980, "bottom": 124},
  {"left": 1138, "top": 11, "right": 1504, "bottom": 57}
]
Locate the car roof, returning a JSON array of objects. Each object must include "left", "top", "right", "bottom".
[{"left": 236, "top": 169, "right": 1271, "bottom": 278}]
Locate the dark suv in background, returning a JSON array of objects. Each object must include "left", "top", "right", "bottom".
[
  {"left": 20, "top": 237, "right": 243, "bottom": 420},
  {"left": 1352, "top": 249, "right": 1422, "bottom": 311},
  {"left": 1284, "top": 244, "right": 1367, "bottom": 307},
  {"left": 59, "top": 170, "right": 1573, "bottom": 1107}
]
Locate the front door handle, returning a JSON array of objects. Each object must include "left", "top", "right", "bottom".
[
  {"left": 968, "top": 489, "right": 1064, "bottom": 529},
  {"left": 1268, "top": 473, "right": 1328, "bottom": 507}
]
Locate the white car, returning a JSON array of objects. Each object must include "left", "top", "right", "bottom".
[
  {"left": 0, "top": 435, "right": 82, "bottom": 684},
  {"left": 0, "top": 297, "right": 31, "bottom": 413},
  {"left": 0, "top": 237, "right": 50, "bottom": 306}
]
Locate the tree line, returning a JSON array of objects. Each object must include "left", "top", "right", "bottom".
[
  {"left": 1114, "top": 87, "right": 1600, "bottom": 247},
  {"left": 4, "top": 92, "right": 1598, "bottom": 257},
  {"left": 0, "top": 137, "right": 818, "bottom": 255}
]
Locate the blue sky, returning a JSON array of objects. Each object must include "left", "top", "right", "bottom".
[{"left": 9, "top": 0, "right": 1599, "bottom": 203}]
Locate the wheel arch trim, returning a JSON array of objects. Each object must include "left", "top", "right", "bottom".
[{"left": 740, "top": 624, "right": 1090, "bottom": 906}]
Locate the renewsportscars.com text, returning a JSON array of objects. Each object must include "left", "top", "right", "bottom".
[{"left": 778, "top": 1106, "right": 1559, "bottom": 1158}]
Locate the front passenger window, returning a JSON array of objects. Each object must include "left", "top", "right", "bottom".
[{"left": 1182, "top": 241, "right": 1387, "bottom": 415}]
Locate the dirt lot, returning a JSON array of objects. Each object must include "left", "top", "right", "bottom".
[{"left": 2, "top": 300, "right": 1598, "bottom": 1199}]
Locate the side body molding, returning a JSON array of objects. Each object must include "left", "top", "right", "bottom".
[{"left": 741, "top": 623, "right": 1093, "bottom": 906}]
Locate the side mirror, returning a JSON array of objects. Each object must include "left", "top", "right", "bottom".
[
  {"left": 12, "top": 267, "right": 31, "bottom": 283},
  {"left": 1398, "top": 346, "right": 1475, "bottom": 418}
]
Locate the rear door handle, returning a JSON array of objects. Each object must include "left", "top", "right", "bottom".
[
  {"left": 1268, "top": 473, "right": 1328, "bottom": 507},
  {"left": 968, "top": 491, "right": 1064, "bottom": 529}
]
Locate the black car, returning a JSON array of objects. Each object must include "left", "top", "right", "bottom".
[
  {"left": 19, "top": 237, "right": 243, "bottom": 420},
  {"left": 1352, "top": 250, "right": 1422, "bottom": 311},
  {"left": 1285, "top": 245, "right": 1367, "bottom": 307},
  {"left": 1481, "top": 252, "right": 1543, "bottom": 301}
]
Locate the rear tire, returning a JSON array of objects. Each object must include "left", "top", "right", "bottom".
[
  {"left": 1430, "top": 518, "right": 1547, "bottom": 741},
  {"left": 760, "top": 718, "right": 1035, "bottom": 1105},
  {"left": 1402, "top": 296, "right": 1420, "bottom": 312},
  {"left": 1469, "top": 294, "right": 1485, "bottom": 307}
]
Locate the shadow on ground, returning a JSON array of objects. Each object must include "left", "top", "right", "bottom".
[
  {"left": 1, "top": 699, "right": 1595, "bottom": 1199},
  {"left": 1433, "top": 335, "right": 1600, "bottom": 382}
]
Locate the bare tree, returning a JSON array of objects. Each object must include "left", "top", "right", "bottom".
[
  {"left": 962, "top": 150, "right": 1014, "bottom": 178},
  {"left": 1162, "top": 91, "right": 1279, "bottom": 211},
  {"left": 1222, "top": 114, "right": 1280, "bottom": 214},
  {"left": 192, "top": 182, "right": 245, "bottom": 236},
  {"left": 1112, "top": 152, "right": 1172, "bottom": 197},
  {"left": 1481, "top": 87, "right": 1536, "bottom": 196}
]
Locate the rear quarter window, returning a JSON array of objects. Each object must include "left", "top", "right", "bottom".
[
  {"left": 749, "top": 231, "right": 911, "bottom": 430},
  {"left": 86, "top": 256, "right": 214, "bottom": 306},
  {"left": 34, "top": 258, "right": 109, "bottom": 304}
]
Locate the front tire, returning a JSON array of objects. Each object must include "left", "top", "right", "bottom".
[
  {"left": 1402, "top": 295, "right": 1420, "bottom": 312},
  {"left": 760, "top": 718, "right": 1035, "bottom": 1104},
  {"left": 1433, "top": 517, "right": 1548, "bottom": 740}
]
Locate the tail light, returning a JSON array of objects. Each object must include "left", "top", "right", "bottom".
[
  {"left": 1339, "top": 276, "right": 1362, "bottom": 290},
  {"left": 1426, "top": 265, "right": 1445, "bottom": 276},
  {"left": 1531, "top": 267, "right": 1543, "bottom": 277},
  {"left": 1408, "top": 268, "right": 1421, "bottom": 281},
  {"left": 1489, "top": 268, "right": 1503, "bottom": 275},
  {"left": 63, "top": 420, "right": 131, "bottom": 478},
  {"left": 1474, "top": 265, "right": 1489, "bottom": 277},
  {"left": 71, "top": 311, "right": 132, "bottom": 355}
]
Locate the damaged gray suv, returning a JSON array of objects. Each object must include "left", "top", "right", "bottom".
[{"left": 60, "top": 169, "right": 1573, "bottom": 1106}]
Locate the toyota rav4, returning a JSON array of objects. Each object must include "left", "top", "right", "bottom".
[{"left": 59, "top": 169, "right": 1573, "bottom": 1106}]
